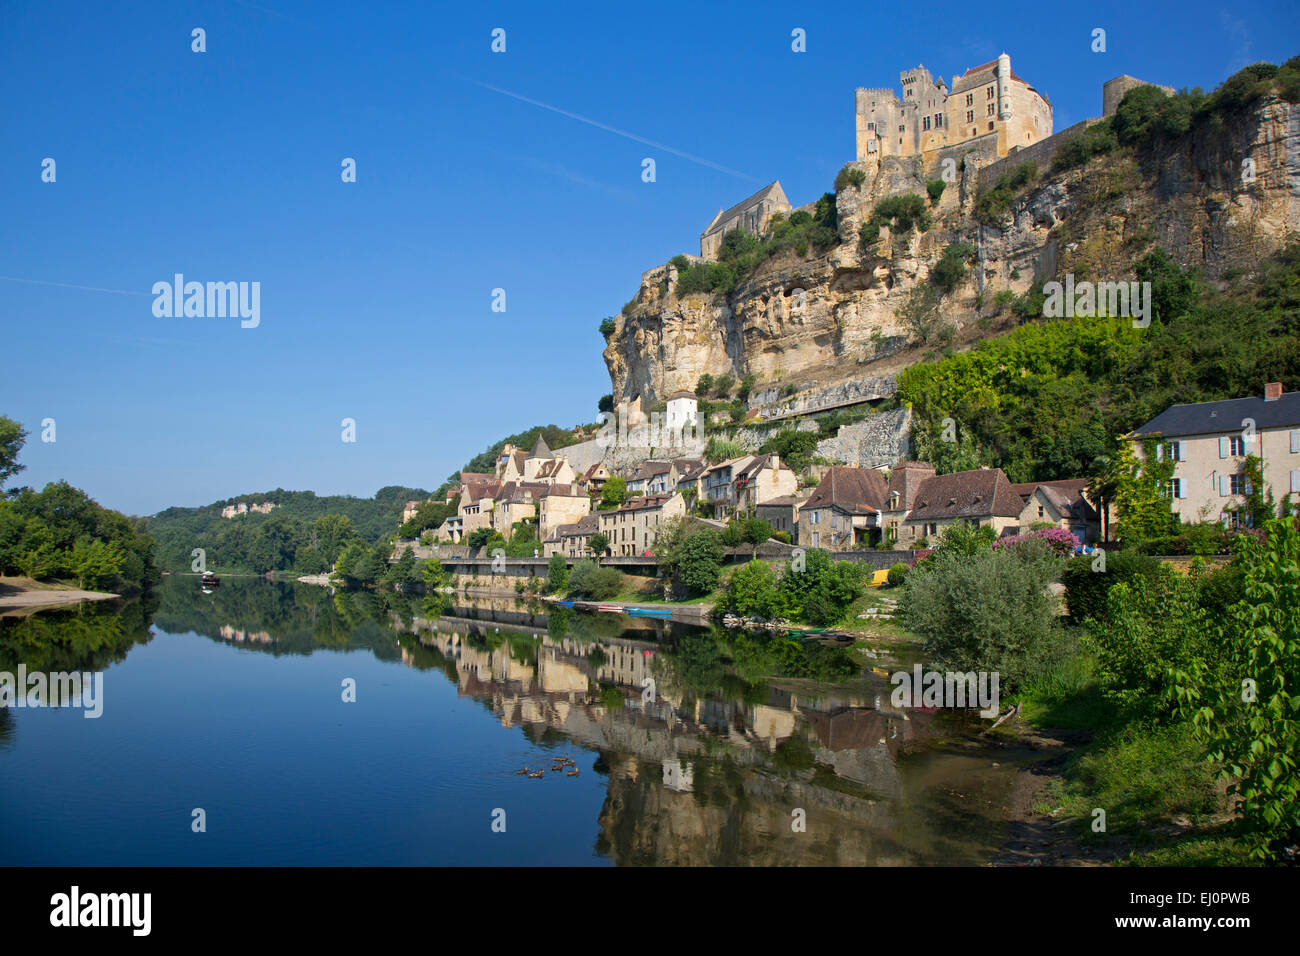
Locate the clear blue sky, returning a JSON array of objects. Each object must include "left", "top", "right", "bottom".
[{"left": 2, "top": 0, "right": 1296, "bottom": 516}]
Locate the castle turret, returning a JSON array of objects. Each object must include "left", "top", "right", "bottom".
[{"left": 997, "top": 53, "right": 1012, "bottom": 120}]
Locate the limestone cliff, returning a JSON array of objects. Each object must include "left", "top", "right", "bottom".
[{"left": 602, "top": 95, "right": 1300, "bottom": 411}]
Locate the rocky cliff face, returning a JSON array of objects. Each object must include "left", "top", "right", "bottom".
[{"left": 603, "top": 97, "right": 1300, "bottom": 409}]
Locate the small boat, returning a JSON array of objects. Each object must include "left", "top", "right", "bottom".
[
  {"left": 200, "top": 572, "right": 220, "bottom": 587},
  {"left": 597, "top": 605, "right": 623, "bottom": 614},
  {"left": 555, "top": 600, "right": 575, "bottom": 608},
  {"left": 627, "top": 607, "right": 672, "bottom": 619}
]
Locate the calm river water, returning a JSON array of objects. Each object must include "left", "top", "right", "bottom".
[{"left": 0, "top": 578, "right": 1019, "bottom": 865}]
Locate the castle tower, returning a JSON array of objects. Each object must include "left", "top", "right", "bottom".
[{"left": 996, "top": 53, "right": 1012, "bottom": 120}]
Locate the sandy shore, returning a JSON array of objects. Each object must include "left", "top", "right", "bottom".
[{"left": 0, "top": 576, "right": 119, "bottom": 613}]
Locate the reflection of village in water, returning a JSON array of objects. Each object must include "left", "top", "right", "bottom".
[{"left": 166, "top": 579, "right": 1017, "bottom": 865}]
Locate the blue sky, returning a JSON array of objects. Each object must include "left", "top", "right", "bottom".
[{"left": 2, "top": 0, "right": 1296, "bottom": 516}]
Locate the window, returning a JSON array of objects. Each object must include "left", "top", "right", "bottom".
[
  {"left": 1230, "top": 436, "right": 1245, "bottom": 456},
  {"left": 1162, "top": 441, "right": 1182, "bottom": 461},
  {"left": 1229, "top": 474, "right": 1248, "bottom": 495},
  {"left": 987, "top": 85, "right": 995, "bottom": 99},
  {"left": 988, "top": 121, "right": 994, "bottom": 131},
  {"left": 812, "top": 531, "right": 819, "bottom": 547},
  {"left": 934, "top": 113, "right": 943, "bottom": 127},
  {"left": 987, "top": 103, "right": 995, "bottom": 116},
  {"left": 928, "top": 523, "right": 938, "bottom": 536},
  {"left": 1168, "top": 478, "right": 1183, "bottom": 499},
  {"left": 965, "top": 93, "right": 973, "bottom": 106},
  {"left": 922, "top": 116, "right": 930, "bottom": 131},
  {"left": 1037, "top": 505, "right": 1045, "bottom": 518},
  {"left": 867, "top": 122, "right": 875, "bottom": 131},
  {"left": 966, "top": 110, "right": 974, "bottom": 124}
]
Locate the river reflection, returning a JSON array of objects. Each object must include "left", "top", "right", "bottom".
[{"left": 1, "top": 577, "right": 1016, "bottom": 865}]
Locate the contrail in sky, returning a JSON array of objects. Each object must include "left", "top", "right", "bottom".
[
  {"left": 467, "top": 78, "right": 762, "bottom": 183},
  {"left": 0, "top": 276, "right": 148, "bottom": 296}
]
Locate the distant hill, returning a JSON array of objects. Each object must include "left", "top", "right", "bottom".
[{"left": 147, "top": 485, "right": 429, "bottom": 573}]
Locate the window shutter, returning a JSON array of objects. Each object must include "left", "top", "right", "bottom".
[
  {"left": 1292, "top": 471, "right": 1300, "bottom": 494},
  {"left": 1292, "top": 431, "right": 1299, "bottom": 454},
  {"left": 1177, "top": 440, "right": 1186, "bottom": 461},
  {"left": 1219, "top": 475, "right": 1230, "bottom": 496},
  {"left": 1219, "top": 437, "right": 1229, "bottom": 458},
  {"left": 1156, "top": 444, "right": 1164, "bottom": 461}
]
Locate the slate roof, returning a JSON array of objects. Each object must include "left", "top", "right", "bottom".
[
  {"left": 907, "top": 468, "right": 1023, "bottom": 521},
  {"left": 804, "top": 466, "right": 889, "bottom": 515},
  {"left": 886, "top": 462, "right": 935, "bottom": 512},
  {"left": 1011, "top": 479, "right": 1094, "bottom": 518},
  {"left": 529, "top": 435, "right": 552, "bottom": 459},
  {"left": 1128, "top": 392, "right": 1300, "bottom": 438}
]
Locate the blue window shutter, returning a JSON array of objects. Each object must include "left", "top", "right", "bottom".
[
  {"left": 1292, "top": 470, "right": 1300, "bottom": 494},
  {"left": 1219, "top": 475, "right": 1230, "bottom": 496},
  {"left": 1156, "top": 444, "right": 1163, "bottom": 461},
  {"left": 1292, "top": 430, "right": 1300, "bottom": 454},
  {"left": 1177, "top": 440, "right": 1185, "bottom": 461},
  {"left": 1219, "top": 437, "right": 1229, "bottom": 459}
]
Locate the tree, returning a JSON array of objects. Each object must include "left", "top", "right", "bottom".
[
  {"left": 547, "top": 553, "right": 569, "bottom": 592},
  {"left": 588, "top": 531, "right": 609, "bottom": 556},
  {"left": 0, "top": 415, "right": 27, "bottom": 487},
  {"left": 695, "top": 374, "right": 713, "bottom": 397},
  {"left": 898, "top": 283, "right": 949, "bottom": 345},
  {"left": 466, "top": 527, "right": 496, "bottom": 549},
  {"left": 1178, "top": 517, "right": 1300, "bottom": 861},
  {"left": 597, "top": 394, "right": 615, "bottom": 413},
  {"left": 1112, "top": 441, "right": 1178, "bottom": 543},
  {"left": 600, "top": 476, "right": 627, "bottom": 508},
  {"left": 667, "top": 528, "right": 724, "bottom": 595}
]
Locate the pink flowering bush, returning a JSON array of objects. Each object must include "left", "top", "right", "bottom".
[{"left": 993, "top": 526, "right": 1078, "bottom": 558}]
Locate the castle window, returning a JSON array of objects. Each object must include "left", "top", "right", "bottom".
[
  {"left": 966, "top": 110, "right": 974, "bottom": 123},
  {"left": 867, "top": 122, "right": 875, "bottom": 131},
  {"left": 987, "top": 85, "right": 995, "bottom": 99},
  {"left": 965, "top": 93, "right": 973, "bottom": 106},
  {"left": 934, "top": 113, "right": 943, "bottom": 127},
  {"left": 922, "top": 116, "right": 930, "bottom": 131},
  {"left": 988, "top": 121, "right": 994, "bottom": 131},
  {"left": 987, "top": 103, "right": 995, "bottom": 116}
]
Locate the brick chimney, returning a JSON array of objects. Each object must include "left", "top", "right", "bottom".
[{"left": 1265, "top": 382, "right": 1283, "bottom": 402}]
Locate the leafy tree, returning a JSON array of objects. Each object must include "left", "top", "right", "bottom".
[
  {"left": 758, "top": 429, "right": 819, "bottom": 471},
  {"left": 597, "top": 394, "right": 615, "bottom": 414},
  {"left": 547, "top": 553, "right": 568, "bottom": 592},
  {"left": 695, "top": 374, "right": 713, "bottom": 397},
  {"left": 1177, "top": 517, "right": 1300, "bottom": 861},
  {"left": 588, "top": 531, "right": 609, "bottom": 555},
  {"left": 0, "top": 415, "right": 27, "bottom": 487},
  {"left": 466, "top": 527, "right": 496, "bottom": 549},
  {"left": 665, "top": 527, "right": 724, "bottom": 595},
  {"left": 1112, "top": 441, "right": 1178, "bottom": 543},
  {"left": 600, "top": 476, "right": 627, "bottom": 508},
  {"left": 599, "top": 317, "right": 616, "bottom": 338}
]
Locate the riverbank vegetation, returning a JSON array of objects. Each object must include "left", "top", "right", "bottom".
[{"left": 0, "top": 417, "right": 157, "bottom": 592}]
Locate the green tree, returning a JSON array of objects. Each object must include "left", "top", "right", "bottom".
[
  {"left": 1178, "top": 517, "right": 1300, "bottom": 861},
  {"left": 0, "top": 415, "right": 27, "bottom": 486},
  {"left": 547, "top": 553, "right": 569, "bottom": 592},
  {"left": 588, "top": 531, "right": 609, "bottom": 556},
  {"left": 600, "top": 476, "right": 627, "bottom": 508}
]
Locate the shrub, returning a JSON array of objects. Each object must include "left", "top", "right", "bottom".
[
  {"left": 695, "top": 373, "right": 713, "bottom": 396},
  {"left": 834, "top": 165, "right": 867, "bottom": 191},
  {"left": 931, "top": 242, "right": 975, "bottom": 295},
  {"left": 568, "top": 559, "right": 623, "bottom": 599},
  {"left": 900, "top": 542, "right": 1066, "bottom": 689},
  {"left": 973, "top": 161, "right": 1037, "bottom": 225},
  {"left": 887, "top": 562, "right": 909, "bottom": 586},
  {"left": 666, "top": 528, "right": 725, "bottom": 596},
  {"left": 546, "top": 553, "right": 568, "bottom": 592},
  {"left": 926, "top": 179, "right": 946, "bottom": 204},
  {"left": 1060, "top": 548, "right": 1163, "bottom": 624},
  {"left": 718, "top": 559, "right": 789, "bottom": 618},
  {"left": 599, "top": 317, "right": 616, "bottom": 338},
  {"left": 992, "top": 526, "right": 1078, "bottom": 558},
  {"left": 597, "top": 394, "right": 614, "bottom": 413}
]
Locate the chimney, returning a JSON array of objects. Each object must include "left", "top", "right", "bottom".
[{"left": 1265, "top": 382, "right": 1283, "bottom": 402}]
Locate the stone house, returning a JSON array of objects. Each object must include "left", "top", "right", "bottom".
[
  {"left": 701, "top": 457, "right": 753, "bottom": 517},
  {"left": 544, "top": 514, "right": 600, "bottom": 558},
  {"left": 538, "top": 483, "right": 592, "bottom": 542},
  {"left": 625, "top": 460, "right": 677, "bottom": 496},
  {"left": 1125, "top": 383, "right": 1300, "bottom": 531},
  {"left": 699, "top": 181, "right": 792, "bottom": 261},
  {"left": 880, "top": 461, "right": 936, "bottom": 544},
  {"left": 1010, "top": 479, "right": 1099, "bottom": 543},
  {"left": 798, "top": 466, "right": 890, "bottom": 551},
  {"left": 732, "top": 454, "right": 798, "bottom": 513},
  {"left": 755, "top": 494, "right": 806, "bottom": 540},
  {"left": 673, "top": 459, "right": 710, "bottom": 500},
  {"left": 580, "top": 462, "right": 611, "bottom": 495},
  {"left": 901, "top": 467, "right": 1024, "bottom": 543},
  {"left": 598, "top": 493, "right": 687, "bottom": 557}
]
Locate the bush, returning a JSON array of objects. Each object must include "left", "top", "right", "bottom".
[
  {"left": 568, "top": 560, "right": 623, "bottom": 599},
  {"left": 599, "top": 317, "right": 616, "bottom": 338},
  {"left": 834, "top": 165, "right": 867, "bottom": 191},
  {"left": 931, "top": 242, "right": 975, "bottom": 295},
  {"left": 1060, "top": 549, "right": 1163, "bottom": 624},
  {"left": 973, "top": 161, "right": 1037, "bottom": 225},
  {"left": 718, "top": 559, "right": 789, "bottom": 618},
  {"left": 887, "top": 562, "right": 909, "bottom": 586},
  {"left": 900, "top": 541, "right": 1066, "bottom": 689},
  {"left": 546, "top": 553, "right": 568, "bottom": 592},
  {"left": 926, "top": 180, "right": 946, "bottom": 204},
  {"left": 667, "top": 528, "right": 725, "bottom": 595}
]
